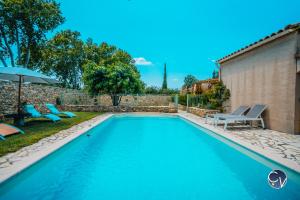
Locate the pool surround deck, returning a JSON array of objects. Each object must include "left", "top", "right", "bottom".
[{"left": 0, "top": 112, "right": 300, "bottom": 183}]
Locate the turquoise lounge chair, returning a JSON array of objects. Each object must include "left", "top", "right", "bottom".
[
  {"left": 45, "top": 103, "right": 76, "bottom": 118},
  {"left": 24, "top": 104, "right": 61, "bottom": 122}
]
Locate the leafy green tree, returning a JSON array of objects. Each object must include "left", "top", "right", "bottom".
[
  {"left": 183, "top": 75, "right": 198, "bottom": 88},
  {"left": 40, "top": 30, "right": 84, "bottom": 89},
  {"left": 162, "top": 63, "right": 168, "bottom": 90},
  {"left": 83, "top": 62, "right": 144, "bottom": 106},
  {"left": 0, "top": 0, "right": 64, "bottom": 68},
  {"left": 83, "top": 42, "right": 144, "bottom": 105}
]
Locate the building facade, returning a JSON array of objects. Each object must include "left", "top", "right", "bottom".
[{"left": 218, "top": 24, "right": 300, "bottom": 134}]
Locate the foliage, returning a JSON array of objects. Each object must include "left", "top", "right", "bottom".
[
  {"left": 179, "top": 81, "right": 230, "bottom": 110},
  {"left": 203, "top": 81, "right": 230, "bottom": 109},
  {"left": 178, "top": 95, "right": 187, "bottom": 105},
  {"left": 183, "top": 75, "right": 198, "bottom": 88},
  {"left": 83, "top": 38, "right": 101, "bottom": 65},
  {"left": 144, "top": 86, "right": 161, "bottom": 94},
  {"left": 82, "top": 42, "right": 144, "bottom": 106},
  {"left": 39, "top": 30, "right": 84, "bottom": 89},
  {"left": 0, "top": 112, "right": 100, "bottom": 156},
  {"left": 161, "top": 63, "right": 167, "bottom": 90},
  {"left": 144, "top": 86, "right": 179, "bottom": 95},
  {"left": 0, "top": 0, "right": 64, "bottom": 68},
  {"left": 95, "top": 42, "right": 136, "bottom": 68},
  {"left": 55, "top": 97, "right": 62, "bottom": 105},
  {"left": 83, "top": 62, "right": 144, "bottom": 106}
]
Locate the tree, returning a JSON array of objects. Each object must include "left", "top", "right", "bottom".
[
  {"left": 162, "top": 63, "right": 167, "bottom": 90},
  {"left": 0, "top": 0, "right": 64, "bottom": 68},
  {"left": 83, "top": 43, "right": 144, "bottom": 106},
  {"left": 40, "top": 30, "right": 84, "bottom": 89},
  {"left": 83, "top": 62, "right": 144, "bottom": 106},
  {"left": 183, "top": 75, "right": 198, "bottom": 88}
]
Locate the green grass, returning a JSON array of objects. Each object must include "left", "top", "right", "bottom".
[{"left": 0, "top": 112, "right": 101, "bottom": 157}]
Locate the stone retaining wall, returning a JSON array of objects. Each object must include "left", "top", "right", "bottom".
[
  {"left": 63, "top": 105, "right": 178, "bottom": 113},
  {"left": 0, "top": 81, "right": 80, "bottom": 114},
  {"left": 62, "top": 94, "right": 172, "bottom": 107},
  {"left": 178, "top": 104, "right": 187, "bottom": 111},
  {"left": 0, "top": 81, "right": 174, "bottom": 114},
  {"left": 187, "top": 107, "right": 219, "bottom": 117}
]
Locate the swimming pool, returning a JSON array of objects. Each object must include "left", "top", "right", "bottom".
[{"left": 0, "top": 115, "right": 300, "bottom": 200}]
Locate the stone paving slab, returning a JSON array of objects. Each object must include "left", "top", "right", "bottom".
[{"left": 178, "top": 111, "right": 300, "bottom": 172}]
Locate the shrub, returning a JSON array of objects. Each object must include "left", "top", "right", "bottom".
[
  {"left": 179, "top": 81, "right": 230, "bottom": 110},
  {"left": 56, "top": 97, "right": 62, "bottom": 106}
]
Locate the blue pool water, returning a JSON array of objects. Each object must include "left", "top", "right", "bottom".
[{"left": 0, "top": 116, "right": 300, "bottom": 200}]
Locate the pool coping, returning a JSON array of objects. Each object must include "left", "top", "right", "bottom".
[{"left": 0, "top": 112, "right": 299, "bottom": 184}]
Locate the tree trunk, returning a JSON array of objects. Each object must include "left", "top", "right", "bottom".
[
  {"left": 24, "top": 47, "right": 30, "bottom": 68},
  {"left": 0, "top": 54, "right": 8, "bottom": 67},
  {"left": 0, "top": 53, "right": 7, "bottom": 67},
  {"left": 111, "top": 95, "right": 122, "bottom": 106},
  {"left": 16, "top": 28, "right": 21, "bottom": 64},
  {"left": 0, "top": 26, "right": 15, "bottom": 67}
]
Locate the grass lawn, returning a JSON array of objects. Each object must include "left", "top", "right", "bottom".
[{"left": 0, "top": 112, "right": 101, "bottom": 157}]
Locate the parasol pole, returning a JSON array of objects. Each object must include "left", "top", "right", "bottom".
[{"left": 17, "top": 75, "right": 22, "bottom": 115}]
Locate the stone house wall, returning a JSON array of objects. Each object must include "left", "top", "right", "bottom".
[{"left": 220, "top": 31, "right": 299, "bottom": 134}]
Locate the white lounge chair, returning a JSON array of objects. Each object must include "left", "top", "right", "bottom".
[
  {"left": 218, "top": 104, "right": 267, "bottom": 130},
  {"left": 206, "top": 105, "right": 250, "bottom": 125}
]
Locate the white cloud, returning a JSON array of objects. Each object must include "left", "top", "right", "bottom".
[
  {"left": 172, "top": 78, "right": 178, "bottom": 82},
  {"left": 133, "top": 57, "right": 152, "bottom": 66}
]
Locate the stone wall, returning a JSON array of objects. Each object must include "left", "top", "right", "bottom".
[
  {"left": 63, "top": 105, "right": 177, "bottom": 113},
  {"left": 61, "top": 93, "right": 172, "bottom": 107},
  {"left": 0, "top": 81, "right": 174, "bottom": 114},
  {"left": 187, "top": 107, "right": 219, "bottom": 117},
  {"left": 0, "top": 81, "right": 80, "bottom": 114},
  {"left": 178, "top": 104, "right": 187, "bottom": 111},
  {"left": 221, "top": 31, "right": 299, "bottom": 134}
]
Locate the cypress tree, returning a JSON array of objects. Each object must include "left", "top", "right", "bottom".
[{"left": 162, "top": 63, "right": 168, "bottom": 90}]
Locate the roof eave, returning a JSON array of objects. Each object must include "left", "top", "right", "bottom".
[{"left": 218, "top": 28, "right": 298, "bottom": 64}]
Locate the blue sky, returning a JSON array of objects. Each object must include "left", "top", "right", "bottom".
[{"left": 57, "top": 0, "right": 300, "bottom": 88}]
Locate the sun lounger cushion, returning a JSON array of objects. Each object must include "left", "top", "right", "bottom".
[
  {"left": 0, "top": 124, "right": 24, "bottom": 140},
  {"left": 24, "top": 105, "right": 42, "bottom": 118},
  {"left": 43, "top": 114, "right": 61, "bottom": 122},
  {"left": 61, "top": 111, "right": 76, "bottom": 118},
  {"left": 46, "top": 104, "right": 76, "bottom": 118}
]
